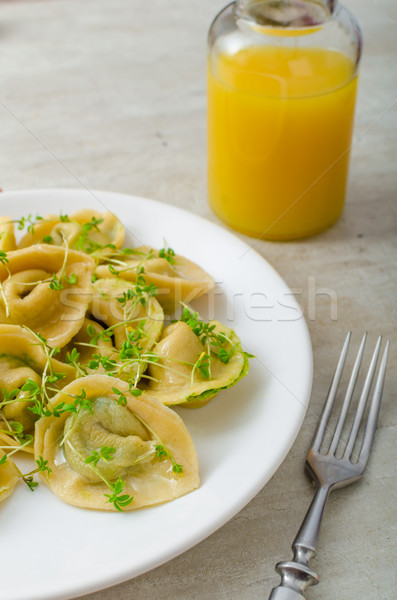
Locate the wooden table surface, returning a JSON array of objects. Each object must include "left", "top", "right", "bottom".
[{"left": 0, "top": 1, "right": 396, "bottom": 599}]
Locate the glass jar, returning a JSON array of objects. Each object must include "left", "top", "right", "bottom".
[{"left": 207, "top": 0, "right": 362, "bottom": 240}]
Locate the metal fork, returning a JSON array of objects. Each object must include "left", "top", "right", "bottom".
[{"left": 268, "top": 332, "right": 390, "bottom": 600}]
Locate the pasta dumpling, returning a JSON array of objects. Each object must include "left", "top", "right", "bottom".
[
  {"left": 89, "top": 278, "right": 164, "bottom": 382},
  {"left": 140, "top": 319, "right": 249, "bottom": 407},
  {"left": 58, "top": 318, "right": 117, "bottom": 374},
  {"left": 0, "top": 450, "right": 19, "bottom": 502},
  {"left": 0, "top": 216, "right": 17, "bottom": 251},
  {"left": 0, "top": 324, "right": 76, "bottom": 449},
  {"left": 0, "top": 245, "right": 95, "bottom": 348},
  {"left": 19, "top": 210, "right": 125, "bottom": 259},
  {"left": 34, "top": 375, "right": 200, "bottom": 510},
  {"left": 90, "top": 277, "right": 164, "bottom": 349},
  {"left": 96, "top": 245, "right": 215, "bottom": 313}
]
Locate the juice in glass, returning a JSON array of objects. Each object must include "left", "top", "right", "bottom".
[{"left": 207, "top": 44, "right": 358, "bottom": 239}]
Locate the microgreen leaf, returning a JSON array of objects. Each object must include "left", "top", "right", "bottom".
[
  {"left": 159, "top": 246, "right": 176, "bottom": 265},
  {"left": 112, "top": 387, "right": 127, "bottom": 406},
  {"left": 65, "top": 348, "right": 80, "bottom": 365},
  {"left": 154, "top": 444, "right": 183, "bottom": 475},
  {"left": 85, "top": 446, "right": 116, "bottom": 467},
  {"left": 35, "top": 456, "right": 52, "bottom": 476},
  {"left": 103, "top": 476, "right": 133, "bottom": 511}
]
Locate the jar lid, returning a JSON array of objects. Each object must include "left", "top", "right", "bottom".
[{"left": 236, "top": 0, "right": 337, "bottom": 30}]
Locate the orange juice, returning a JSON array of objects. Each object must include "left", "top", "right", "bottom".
[{"left": 207, "top": 46, "right": 358, "bottom": 239}]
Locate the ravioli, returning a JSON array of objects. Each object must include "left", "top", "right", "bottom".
[
  {"left": 0, "top": 245, "right": 95, "bottom": 348},
  {"left": 0, "top": 324, "right": 76, "bottom": 450},
  {"left": 19, "top": 210, "right": 125, "bottom": 259},
  {"left": 140, "top": 320, "right": 249, "bottom": 407},
  {"left": 0, "top": 216, "right": 17, "bottom": 251},
  {"left": 0, "top": 450, "right": 19, "bottom": 502},
  {"left": 89, "top": 278, "right": 164, "bottom": 382},
  {"left": 96, "top": 245, "right": 215, "bottom": 314},
  {"left": 34, "top": 375, "right": 200, "bottom": 510},
  {"left": 58, "top": 318, "right": 118, "bottom": 375}
]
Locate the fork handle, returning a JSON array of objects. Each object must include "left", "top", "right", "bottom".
[{"left": 268, "top": 485, "right": 331, "bottom": 599}]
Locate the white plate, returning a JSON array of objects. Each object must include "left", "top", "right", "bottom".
[{"left": 0, "top": 189, "right": 313, "bottom": 600}]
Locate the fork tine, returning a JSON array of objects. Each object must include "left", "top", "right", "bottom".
[
  {"left": 344, "top": 336, "right": 382, "bottom": 459},
  {"left": 311, "top": 332, "right": 351, "bottom": 452},
  {"left": 359, "top": 340, "right": 390, "bottom": 465},
  {"left": 328, "top": 333, "right": 367, "bottom": 455}
]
